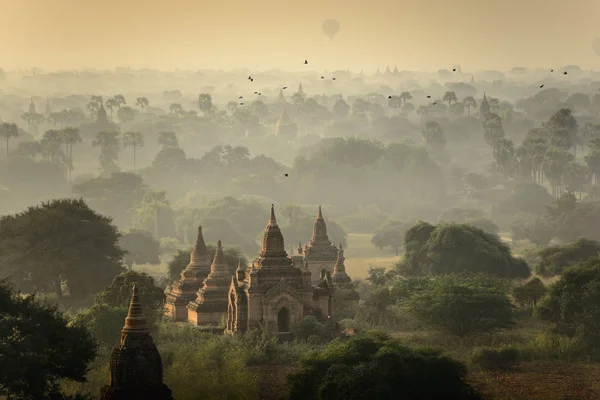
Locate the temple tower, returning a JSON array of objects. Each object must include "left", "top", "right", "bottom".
[
  {"left": 165, "top": 225, "right": 211, "bottom": 321},
  {"left": 303, "top": 206, "right": 339, "bottom": 283},
  {"left": 187, "top": 240, "right": 233, "bottom": 326},
  {"left": 101, "top": 285, "right": 173, "bottom": 400}
]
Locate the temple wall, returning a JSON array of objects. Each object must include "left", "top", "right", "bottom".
[
  {"left": 307, "top": 261, "right": 335, "bottom": 282},
  {"left": 165, "top": 303, "right": 189, "bottom": 322}
]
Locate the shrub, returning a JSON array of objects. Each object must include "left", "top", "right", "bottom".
[
  {"left": 512, "top": 277, "right": 547, "bottom": 308},
  {"left": 470, "top": 346, "right": 521, "bottom": 370},
  {"left": 405, "top": 273, "right": 516, "bottom": 337},
  {"left": 287, "top": 331, "right": 484, "bottom": 400},
  {"left": 297, "top": 316, "right": 328, "bottom": 342}
]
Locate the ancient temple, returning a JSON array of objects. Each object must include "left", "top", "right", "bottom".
[
  {"left": 226, "top": 205, "right": 333, "bottom": 337},
  {"left": 301, "top": 206, "right": 340, "bottom": 283},
  {"left": 480, "top": 92, "right": 490, "bottom": 117},
  {"left": 273, "top": 105, "right": 298, "bottom": 137},
  {"left": 331, "top": 244, "right": 360, "bottom": 303},
  {"left": 165, "top": 225, "right": 211, "bottom": 321},
  {"left": 187, "top": 239, "right": 233, "bottom": 326},
  {"left": 101, "top": 285, "right": 173, "bottom": 400}
]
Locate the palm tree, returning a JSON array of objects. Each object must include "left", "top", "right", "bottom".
[
  {"left": 40, "top": 129, "right": 65, "bottom": 165},
  {"left": 104, "top": 98, "right": 118, "bottom": 120},
  {"left": 87, "top": 95, "right": 103, "bottom": 117},
  {"left": 0, "top": 122, "right": 19, "bottom": 157},
  {"left": 135, "top": 97, "right": 149, "bottom": 111},
  {"left": 59, "top": 127, "right": 81, "bottom": 184},
  {"left": 122, "top": 131, "right": 144, "bottom": 169}
]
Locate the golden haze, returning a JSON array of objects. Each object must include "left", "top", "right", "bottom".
[{"left": 0, "top": 0, "right": 599, "bottom": 71}]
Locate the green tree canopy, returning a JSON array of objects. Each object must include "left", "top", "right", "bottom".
[
  {"left": 405, "top": 273, "right": 516, "bottom": 337},
  {"left": 0, "top": 198, "right": 125, "bottom": 300},
  {"left": 536, "top": 238, "right": 600, "bottom": 277},
  {"left": 371, "top": 220, "right": 414, "bottom": 255},
  {"left": 287, "top": 331, "right": 483, "bottom": 400},
  {"left": 73, "top": 270, "right": 165, "bottom": 345},
  {"left": 535, "top": 257, "right": 600, "bottom": 344},
  {"left": 118, "top": 229, "right": 161, "bottom": 268},
  {"left": 399, "top": 221, "right": 530, "bottom": 278},
  {"left": 0, "top": 279, "right": 97, "bottom": 399}
]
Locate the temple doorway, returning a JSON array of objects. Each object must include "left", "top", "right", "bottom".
[{"left": 277, "top": 307, "right": 291, "bottom": 332}]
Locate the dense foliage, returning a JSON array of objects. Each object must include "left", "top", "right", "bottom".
[
  {"left": 0, "top": 198, "right": 125, "bottom": 300},
  {"left": 0, "top": 279, "right": 97, "bottom": 400},
  {"left": 399, "top": 221, "right": 530, "bottom": 278},
  {"left": 287, "top": 331, "right": 483, "bottom": 400}
]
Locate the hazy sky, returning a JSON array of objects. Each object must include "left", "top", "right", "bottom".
[{"left": 1, "top": 0, "right": 599, "bottom": 72}]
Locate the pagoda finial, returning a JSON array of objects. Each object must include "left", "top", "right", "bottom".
[
  {"left": 190, "top": 225, "right": 209, "bottom": 264},
  {"left": 121, "top": 284, "right": 149, "bottom": 336},
  {"left": 317, "top": 205, "right": 323, "bottom": 219},
  {"left": 269, "top": 204, "right": 277, "bottom": 225}
]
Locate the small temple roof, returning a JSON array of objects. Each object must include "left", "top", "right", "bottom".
[
  {"left": 121, "top": 285, "right": 150, "bottom": 336},
  {"left": 332, "top": 244, "right": 352, "bottom": 284},
  {"left": 260, "top": 205, "right": 287, "bottom": 258},
  {"left": 209, "top": 240, "right": 229, "bottom": 275},
  {"left": 190, "top": 225, "right": 210, "bottom": 266}
]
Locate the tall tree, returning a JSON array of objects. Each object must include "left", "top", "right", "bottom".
[
  {"left": 0, "top": 122, "right": 19, "bottom": 157},
  {"left": 122, "top": 131, "right": 144, "bottom": 169},
  {"left": 59, "top": 127, "right": 81, "bottom": 184},
  {"left": 421, "top": 120, "right": 446, "bottom": 151},
  {"left": 0, "top": 198, "right": 125, "bottom": 299},
  {"left": 93, "top": 131, "right": 121, "bottom": 176},
  {"left": 197, "top": 93, "right": 213, "bottom": 117},
  {"left": 135, "top": 96, "right": 149, "bottom": 111},
  {"left": 442, "top": 91, "right": 458, "bottom": 106},
  {"left": 157, "top": 131, "right": 179, "bottom": 149},
  {"left": 463, "top": 96, "right": 477, "bottom": 118}
]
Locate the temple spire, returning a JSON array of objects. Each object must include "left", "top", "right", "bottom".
[
  {"left": 190, "top": 225, "right": 210, "bottom": 265},
  {"left": 269, "top": 204, "right": 277, "bottom": 225},
  {"left": 311, "top": 205, "right": 330, "bottom": 243},
  {"left": 121, "top": 284, "right": 149, "bottom": 337},
  {"left": 210, "top": 240, "right": 229, "bottom": 274},
  {"left": 332, "top": 244, "right": 352, "bottom": 284},
  {"left": 260, "top": 205, "right": 288, "bottom": 259}
]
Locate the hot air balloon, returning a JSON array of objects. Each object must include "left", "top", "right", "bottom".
[
  {"left": 322, "top": 19, "right": 340, "bottom": 40},
  {"left": 593, "top": 37, "right": 600, "bottom": 58}
]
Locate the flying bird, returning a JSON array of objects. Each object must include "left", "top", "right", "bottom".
[
  {"left": 426, "top": 95, "right": 431, "bottom": 98},
  {"left": 284, "top": 173, "right": 289, "bottom": 177},
  {"left": 564, "top": 71, "right": 568, "bottom": 75},
  {"left": 283, "top": 86, "right": 288, "bottom": 89},
  {"left": 248, "top": 76, "right": 252, "bottom": 79},
  {"left": 304, "top": 60, "right": 308, "bottom": 64},
  {"left": 433, "top": 102, "right": 437, "bottom": 105},
  {"left": 452, "top": 68, "right": 456, "bottom": 72},
  {"left": 258, "top": 92, "right": 262, "bottom": 95},
  {"left": 251, "top": 78, "right": 254, "bottom": 81},
  {"left": 540, "top": 84, "right": 544, "bottom": 88},
  {"left": 332, "top": 77, "right": 336, "bottom": 80},
  {"left": 254, "top": 91, "right": 258, "bottom": 94},
  {"left": 388, "top": 96, "right": 392, "bottom": 99},
  {"left": 550, "top": 69, "right": 554, "bottom": 72},
  {"left": 321, "top": 76, "right": 325, "bottom": 79},
  {"left": 238, "top": 96, "right": 243, "bottom": 99},
  {"left": 240, "top": 102, "right": 244, "bottom": 105}
]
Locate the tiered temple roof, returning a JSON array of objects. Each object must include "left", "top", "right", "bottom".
[
  {"left": 331, "top": 244, "right": 352, "bottom": 284},
  {"left": 187, "top": 240, "right": 232, "bottom": 317},
  {"left": 304, "top": 206, "right": 339, "bottom": 262},
  {"left": 101, "top": 285, "right": 173, "bottom": 400},
  {"left": 166, "top": 225, "right": 211, "bottom": 321}
]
